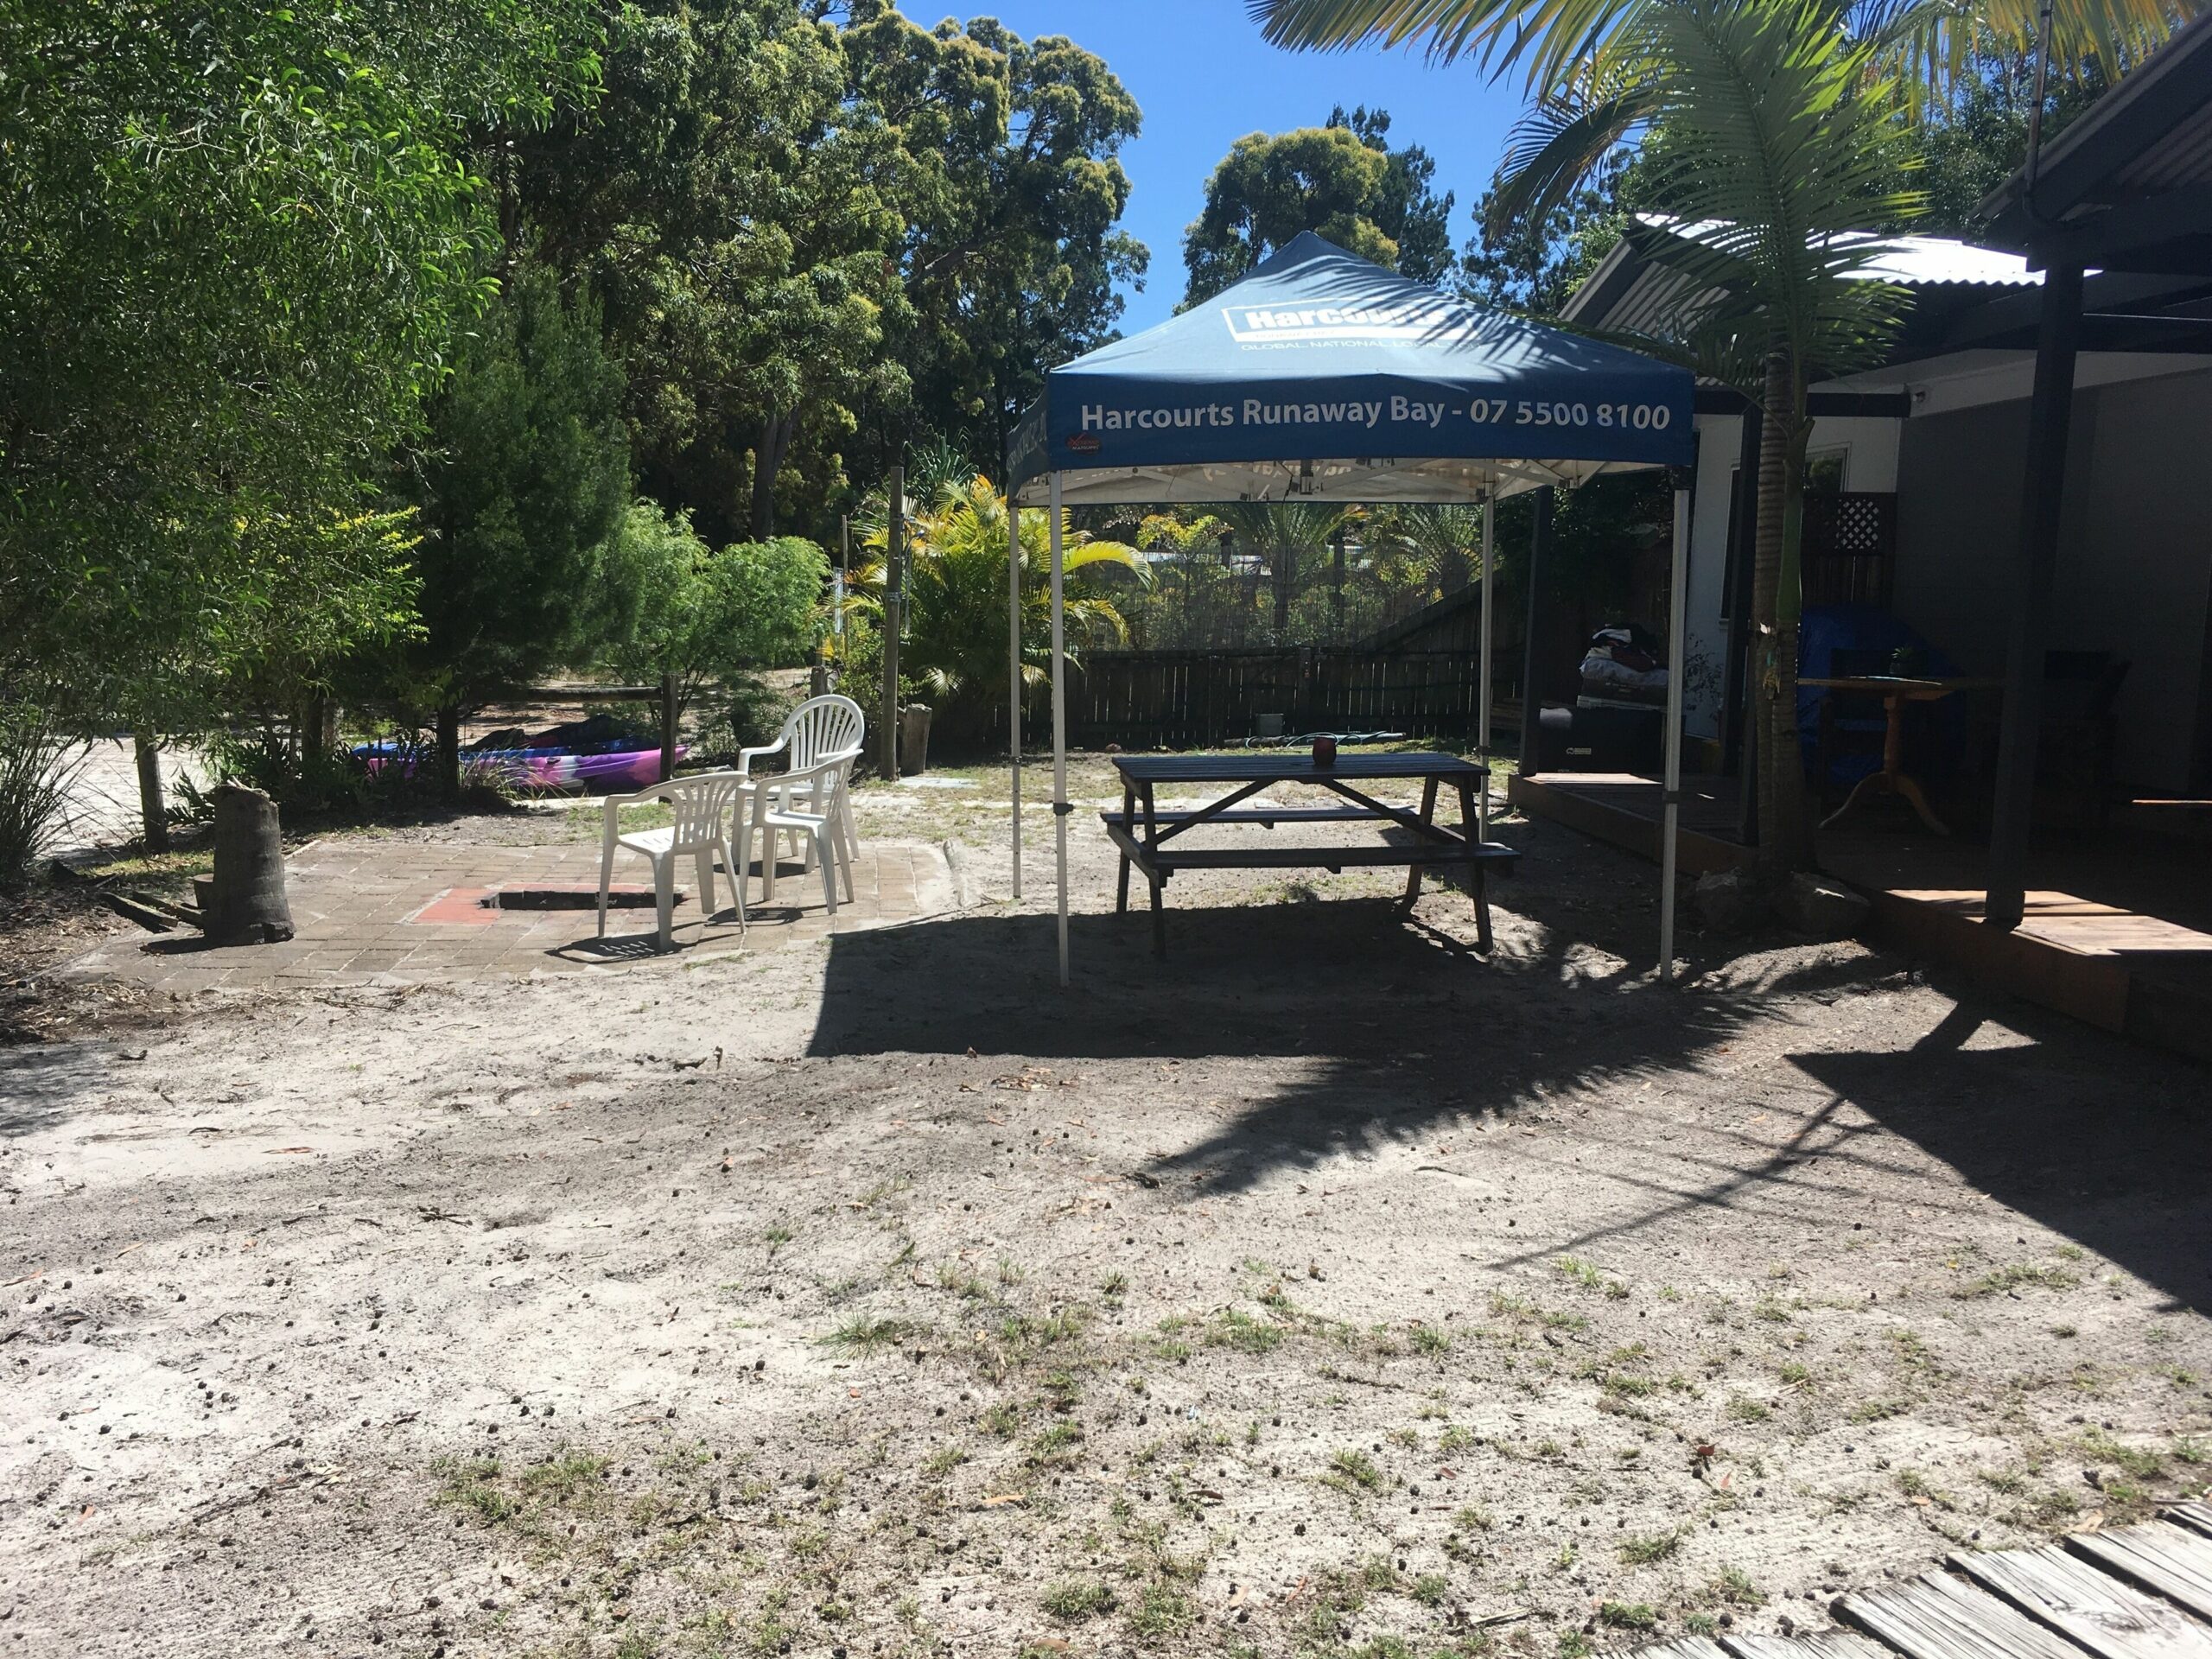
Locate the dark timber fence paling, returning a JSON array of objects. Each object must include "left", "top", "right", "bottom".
[{"left": 1063, "top": 648, "right": 1507, "bottom": 747}]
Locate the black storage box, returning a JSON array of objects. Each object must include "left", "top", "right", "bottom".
[{"left": 1535, "top": 702, "right": 1664, "bottom": 773}]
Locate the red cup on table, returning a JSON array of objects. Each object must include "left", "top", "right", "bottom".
[{"left": 1313, "top": 734, "right": 1338, "bottom": 767}]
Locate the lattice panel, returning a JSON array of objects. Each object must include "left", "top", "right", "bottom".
[{"left": 1802, "top": 491, "right": 1897, "bottom": 607}]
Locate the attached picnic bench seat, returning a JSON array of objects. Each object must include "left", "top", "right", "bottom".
[{"left": 1100, "top": 805, "right": 1380, "bottom": 830}]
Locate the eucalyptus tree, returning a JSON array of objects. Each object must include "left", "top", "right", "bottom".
[
  {"left": 842, "top": 4, "right": 1148, "bottom": 485},
  {"left": 508, "top": 0, "right": 904, "bottom": 546},
  {"left": 1183, "top": 108, "right": 1455, "bottom": 305}
]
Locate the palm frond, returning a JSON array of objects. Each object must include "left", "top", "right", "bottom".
[
  {"left": 1249, "top": 0, "right": 2196, "bottom": 101},
  {"left": 1492, "top": 81, "right": 1658, "bottom": 228}
]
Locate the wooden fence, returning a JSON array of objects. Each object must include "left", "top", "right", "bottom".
[{"left": 1062, "top": 648, "right": 1518, "bottom": 748}]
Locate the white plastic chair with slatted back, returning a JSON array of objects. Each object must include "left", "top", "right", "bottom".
[
  {"left": 741, "top": 755, "right": 849, "bottom": 917},
  {"left": 597, "top": 771, "right": 747, "bottom": 952},
  {"left": 734, "top": 694, "right": 864, "bottom": 897}
]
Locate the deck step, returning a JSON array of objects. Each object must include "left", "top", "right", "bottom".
[
  {"left": 2070, "top": 1522, "right": 2212, "bottom": 1623},
  {"left": 1840, "top": 1568, "right": 2085, "bottom": 1659},
  {"left": 1953, "top": 1542, "right": 2212, "bottom": 1658}
]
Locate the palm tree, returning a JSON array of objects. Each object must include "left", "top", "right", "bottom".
[
  {"left": 1510, "top": 1, "right": 1923, "bottom": 873},
  {"left": 1484, "top": 0, "right": 1922, "bottom": 874},
  {"left": 847, "top": 475, "right": 1144, "bottom": 739},
  {"left": 1379, "top": 504, "right": 1484, "bottom": 595},
  {"left": 1248, "top": 0, "right": 2194, "bottom": 105},
  {"left": 1211, "top": 502, "right": 1354, "bottom": 640}
]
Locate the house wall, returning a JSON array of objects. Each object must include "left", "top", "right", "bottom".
[
  {"left": 1681, "top": 413, "right": 1905, "bottom": 741},
  {"left": 1681, "top": 414, "right": 1740, "bottom": 739},
  {"left": 1893, "top": 365, "right": 2212, "bottom": 792}
]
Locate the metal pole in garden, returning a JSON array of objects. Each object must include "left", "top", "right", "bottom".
[
  {"left": 834, "top": 515, "right": 848, "bottom": 681},
  {"left": 1049, "top": 472, "right": 1070, "bottom": 987},
  {"left": 1010, "top": 501, "right": 1023, "bottom": 900},
  {"left": 880, "top": 467, "right": 903, "bottom": 780}
]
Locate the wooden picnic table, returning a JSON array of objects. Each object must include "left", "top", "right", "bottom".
[
  {"left": 1799, "top": 675, "right": 1999, "bottom": 836},
  {"left": 1103, "top": 751, "right": 1521, "bottom": 959}
]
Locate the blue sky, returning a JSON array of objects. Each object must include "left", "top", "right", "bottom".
[{"left": 961, "top": 2, "right": 1529, "bottom": 332}]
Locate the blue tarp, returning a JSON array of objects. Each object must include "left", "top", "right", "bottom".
[{"left": 1008, "top": 232, "right": 1694, "bottom": 506}]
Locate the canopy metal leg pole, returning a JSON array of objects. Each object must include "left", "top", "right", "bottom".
[
  {"left": 1478, "top": 494, "right": 1495, "bottom": 840},
  {"left": 1010, "top": 503, "right": 1023, "bottom": 900},
  {"left": 1659, "top": 485, "right": 1691, "bottom": 984},
  {"left": 1049, "top": 473, "right": 1071, "bottom": 987}
]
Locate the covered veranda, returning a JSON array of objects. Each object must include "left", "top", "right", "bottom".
[{"left": 1508, "top": 11, "right": 2212, "bottom": 1061}]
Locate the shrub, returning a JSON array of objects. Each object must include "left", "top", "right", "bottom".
[{"left": 0, "top": 702, "right": 86, "bottom": 887}]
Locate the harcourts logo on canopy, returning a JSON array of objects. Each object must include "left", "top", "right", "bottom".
[{"left": 1222, "top": 300, "right": 1483, "bottom": 345}]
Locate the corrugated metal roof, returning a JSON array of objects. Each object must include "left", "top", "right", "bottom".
[
  {"left": 1856, "top": 237, "right": 2042, "bottom": 287},
  {"left": 1564, "top": 219, "right": 2039, "bottom": 333}
]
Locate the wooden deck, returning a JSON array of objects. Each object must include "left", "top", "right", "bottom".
[
  {"left": 1600, "top": 1505, "right": 2212, "bottom": 1658},
  {"left": 1507, "top": 771, "right": 2212, "bottom": 1060}
]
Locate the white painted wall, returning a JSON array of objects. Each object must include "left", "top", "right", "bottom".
[{"left": 1681, "top": 413, "right": 1740, "bottom": 739}]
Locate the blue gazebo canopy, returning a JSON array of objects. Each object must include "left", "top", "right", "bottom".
[{"left": 1008, "top": 232, "right": 1694, "bottom": 507}]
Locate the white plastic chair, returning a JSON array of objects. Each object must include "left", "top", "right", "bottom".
[
  {"left": 741, "top": 757, "right": 851, "bottom": 917},
  {"left": 597, "top": 772, "right": 748, "bottom": 951},
  {"left": 736, "top": 695, "right": 864, "bottom": 891}
]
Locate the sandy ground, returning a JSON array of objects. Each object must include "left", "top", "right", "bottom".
[{"left": 3, "top": 755, "right": 2209, "bottom": 1659}]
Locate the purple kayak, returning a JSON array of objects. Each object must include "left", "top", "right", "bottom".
[{"left": 356, "top": 741, "right": 683, "bottom": 794}]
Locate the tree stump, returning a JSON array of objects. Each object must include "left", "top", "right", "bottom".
[{"left": 206, "top": 785, "right": 295, "bottom": 945}]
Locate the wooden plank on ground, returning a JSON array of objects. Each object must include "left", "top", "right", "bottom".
[
  {"left": 1952, "top": 1543, "right": 2212, "bottom": 1659},
  {"left": 1839, "top": 1569, "right": 2085, "bottom": 1659},
  {"left": 2169, "top": 1504, "right": 2212, "bottom": 1542},
  {"left": 1724, "top": 1633, "right": 1892, "bottom": 1659},
  {"left": 1611, "top": 1638, "right": 1731, "bottom": 1659},
  {"left": 2070, "top": 1523, "right": 2212, "bottom": 1623}
]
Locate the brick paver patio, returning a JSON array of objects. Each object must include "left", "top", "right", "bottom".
[{"left": 59, "top": 834, "right": 955, "bottom": 993}]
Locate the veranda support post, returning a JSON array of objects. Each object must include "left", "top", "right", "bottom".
[
  {"left": 1659, "top": 485, "right": 1692, "bottom": 983},
  {"left": 1986, "top": 260, "right": 2084, "bottom": 931},
  {"left": 1048, "top": 473, "right": 1071, "bottom": 986},
  {"left": 1010, "top": 502, "right": 1023, "bottom": 900}
]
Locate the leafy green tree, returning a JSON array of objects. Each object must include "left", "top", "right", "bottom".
[
  {"left": 513, "top": 0, "right": 905, "bottom": 546},
  {"left": 596, "top": 502, "right": 828, "bottom": 728},
  {"left": 399, "top": 262, "right": 631, "bottom": 793},
  {"left": 842, "top": 6, "right": 1148, "bottom": 485},
  {"left": 1183, "top": 110, "right": 1455, "bottom": 305},
  {"left": 1911, "top": 54, "right": 2113, "bottom": 234},
  {"left": 1456, "top": 175, "right": 1629, "bottom": 315},
  {"left": 0, "top": 0, "right": 594, "bottom": 703},
  {"left": 1328, "top": 106, "right": 1457, "bottom": 284}
]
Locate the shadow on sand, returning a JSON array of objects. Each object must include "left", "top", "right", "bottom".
[{"left": 809, "top": 890, "right": 2212, "bottom": 1313}]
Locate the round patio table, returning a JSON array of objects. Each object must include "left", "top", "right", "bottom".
[{"left": 1799, "top": 675, "right": 1999, "bottom": 836}]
